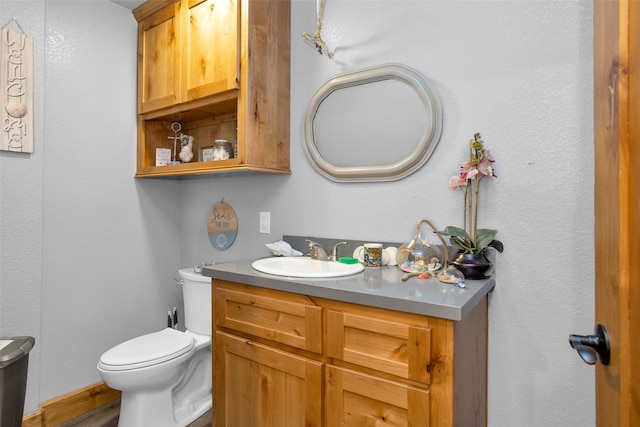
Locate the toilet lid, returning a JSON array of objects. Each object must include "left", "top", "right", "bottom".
[{"left": 99, "top": 328, "right": 194, "bottom": 371}]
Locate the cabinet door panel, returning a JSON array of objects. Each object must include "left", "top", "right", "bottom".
[
  {"left": 327, "top": 310, "right": 432, "bottom": 384},
  {"left": 215, "top": 287, "right": 322, "bottom": 353},
  {"left": 138, "top": 2, "right": 180, "bottom": 113},
  {"left": 184, "top": 0, "right": 238, "bottom": 101},
  {"left": 326, "top": 365, "right": 430, "bottom": 427},
  {"left": 216, "top": 331, "right": 322, "bottom": 427}
]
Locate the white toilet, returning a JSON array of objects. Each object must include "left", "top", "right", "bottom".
[{"left": 97, "top": 268, "right": 212, "bottom": 427}]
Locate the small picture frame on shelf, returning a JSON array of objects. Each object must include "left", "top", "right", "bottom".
[
  {"left": 199, "top": 146, "right": 215, "bottom": 162},
  {"left": 156, "top": 148, "right": 171, "bottom": 166}
]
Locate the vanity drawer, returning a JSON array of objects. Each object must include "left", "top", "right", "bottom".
[
  {"left": 215, "top": 285, "right": 323, "bottom": 354},
  {"left": 326, "top": 309, "right": 432, "bottom": 384}
]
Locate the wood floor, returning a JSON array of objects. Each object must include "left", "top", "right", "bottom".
[{"left": 57, "top": 400, "right": 212, "bottom": 427}]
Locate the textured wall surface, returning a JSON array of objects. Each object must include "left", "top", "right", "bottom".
[
  {"left": 180, "top": 2, "right": 596, "bottom": 426},
  {"left": 0, "top": 0, "right": 46, "bottom": 412},
  {"left": 0, "top": 0, "right": 183, "bottom": 412},
  {"left": 0, "top": 1, "right": 594, "bottom": 426}
]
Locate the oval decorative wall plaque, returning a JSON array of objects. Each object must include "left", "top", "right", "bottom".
[{"left": 207, "top": 200, "right": 238, "bottom": 250}]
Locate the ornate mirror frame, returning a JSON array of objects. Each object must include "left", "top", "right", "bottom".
[{"left": 303, "top": 64, "right": 443, "bottom": 182}]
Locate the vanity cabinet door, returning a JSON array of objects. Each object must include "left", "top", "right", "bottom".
[
  {"left": 215, "top": 286, "right": 323, "bottom": 354},
  {"left": 215, "top": 331, "right": 323, "bottom": 427},
  {"left": 325, "top": 365, "right": 430, "bottom": 426},
  {"left": 326, "top": 310, "right": 432, "bottom": 385},
  {"left": 182, "top": 0, "right": 239, "bottom": 102},
  {"left": 137, "top": 1, "right": 181, "bottom": 114}
]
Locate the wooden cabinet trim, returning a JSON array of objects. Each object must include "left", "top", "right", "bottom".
[{"left": 133, "top": 0, "right": 177, "bottom": 21}]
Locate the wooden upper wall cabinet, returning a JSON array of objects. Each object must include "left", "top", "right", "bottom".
[{"left": 133, "top": 0, "right": 290, "bottom": 178}]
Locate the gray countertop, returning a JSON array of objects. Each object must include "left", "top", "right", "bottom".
[{"left": 203, "top": 259, "right": 495, "bottom": 321}]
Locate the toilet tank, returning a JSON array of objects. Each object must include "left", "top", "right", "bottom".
[{"left": 178, "top": 268, "right": 212, "bottom": 336}]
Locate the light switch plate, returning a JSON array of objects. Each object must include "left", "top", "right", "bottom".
[{"left": 259, "top": 212, "right": 270, "bottom": 234}]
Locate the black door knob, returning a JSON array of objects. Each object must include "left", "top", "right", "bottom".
[{"left": 569, "top": 324, "right": 610, "bottom": 365}]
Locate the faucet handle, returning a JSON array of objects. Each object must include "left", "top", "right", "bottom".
[
  {"left": 330, "top": 241, "right": 348, "bottom": 261},
  {"left": 305, "top": 239, "right": 317, "bottom": 256},
  {"left": 305, "top": 240, "right": 327, "bottom": 259}
]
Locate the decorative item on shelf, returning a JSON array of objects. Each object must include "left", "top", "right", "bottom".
[
  {"left": 213, "top": 139, "right": 231, "bottom": 160},
  {"left": 199, "top": 145, "right": 215, "bottom": 162},
  {"left": 155, "top": 148, "right": 171, "bottom": 166},
  {"left": 178, "top": 135, "right": 194, "bottom": 163},
  {"left": 437, "top": 133, "right": 504, "bottom": 280},
  {"left": 167, "top": 122, "right": 183, "bottom": 165}
]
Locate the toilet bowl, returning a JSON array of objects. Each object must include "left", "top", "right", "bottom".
[{"left": 97, "top": 268, "right": 212, "bottom": 427}]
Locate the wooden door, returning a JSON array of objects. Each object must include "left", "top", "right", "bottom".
[
  {"left": 593, "top": 0, "right": 640, "bottom": 425},
  {"left": 214, "top": 331, "right": 323, "bottom": 427},
  {"left": 182, "top": 0, "right": 239, "bottom": 102}
]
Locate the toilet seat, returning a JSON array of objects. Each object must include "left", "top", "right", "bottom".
[{"left": 98, "top": 328, "right": 194, "bottom": 371}]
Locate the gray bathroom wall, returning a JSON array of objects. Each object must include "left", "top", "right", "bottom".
[
  {"left": 0, "top": 1, "right": 595, "bottom": 426},
  {"left": 179, "top": 1, "right": 596, "bottom": 426},
  {"left": 0, "top": 0, "right": 183, "bottom": 413}
]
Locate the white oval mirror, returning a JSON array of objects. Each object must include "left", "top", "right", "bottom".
[{"left": 303, "top": 64, "right": 443, "bottom": 182}]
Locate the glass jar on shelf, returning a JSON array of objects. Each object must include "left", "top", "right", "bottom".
[{"left": 213, "top": 139, "right": 231, "bottom": 160}]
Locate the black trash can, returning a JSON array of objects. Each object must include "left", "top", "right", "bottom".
[{"left": 0, "top": 336, "right": 35, "bottom": 427}]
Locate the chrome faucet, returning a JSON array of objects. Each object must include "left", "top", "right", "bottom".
[
  {"left": 306, "top": 240, "right": 347, "bottom": 261},
  {"left": 329, "top": 241, "right": 347, "bottom": 261},
  {"left": 306, "top": 240, "right": 328, "bottom": 260}
]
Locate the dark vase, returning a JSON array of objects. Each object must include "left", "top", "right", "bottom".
[{"left": 450, "top": 252, "right": 493, "bottom": 280}]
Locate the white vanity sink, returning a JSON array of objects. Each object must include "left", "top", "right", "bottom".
[{"left": 251, "top": 257, "right": 364, "bottom": 278}]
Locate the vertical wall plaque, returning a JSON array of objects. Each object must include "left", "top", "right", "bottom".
[
  {"left": 207, "top": 200, "right": 238, "bottom": 250},
  {"left": 0, "top": 27, "right": 34, "bottom": 153}
]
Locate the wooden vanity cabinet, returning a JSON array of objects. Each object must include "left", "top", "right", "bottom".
[
  {"left": 212, "top": 281, "right": 488, "bottom": 426},
  {"left": 132, "top": 0, "right": 290, "bottom": 178}
]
